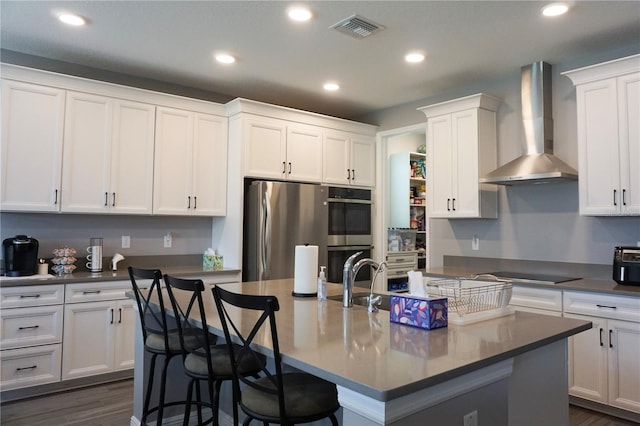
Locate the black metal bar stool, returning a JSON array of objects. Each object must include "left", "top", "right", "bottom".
[
  {"left": 128, "top": 266, "right": 185, "bottom": 426},
  {"left": 163, "top": 275, "right": 266, "bottom": 426},
  {"left": 212, "top": 285, "right": 340, "bottom": 426}
]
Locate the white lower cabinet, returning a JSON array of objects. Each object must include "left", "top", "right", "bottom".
[
  {"left": 0, "top": 344, "right": 62, "bottom": 391},
  {"left": 62, "top": 282, "right": 135, "bottom": 380},
  {"left": 509, "top": 285, "right": 563, "bottom": 316},
  {"left": 564, "top": 291, "right": 640, "bottom": 413},
  {"left": 0, "top": 285, "right": 65, "bottom": 391}
]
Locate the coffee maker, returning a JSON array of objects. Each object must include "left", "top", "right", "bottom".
[{"left": 3, "top": 235, "right": 39, "bottom": 277}]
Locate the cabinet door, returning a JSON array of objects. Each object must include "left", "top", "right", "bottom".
[
  {"left": 113, "top": 299, "right": 136, "bottom": 371},
  {"left": 61, "top": 92, "right": 112, "bottom": 213},
  {"left": 428, "top": 114, "right": 454, "bottom": 217},
  {"left": 617, "top": 72, "right": 640, "bottom": 215},
  {"left": 1, "top": 80, "right": 65, "bottom": 212},
  {"left": 608, "top": 319, "right": 640, "bottom": 412},
  {"left": 153, "top": 107, "right": 193, "bottom": 215},
  {"left": 350, "top": 136, "right": 375, "bottom": 187},
  {"left": 452, "top": 109, "right": 480, "bottom": 217},
  {"left": 323, "top": 132, "right": 350, "bottom": 185},
  {"left": 110, "top": 100, "right": 155, "bottom": 214},
  {"left": 286, "top": 125, "right": 323, "bottom": 183},
  {"left": 576, "top": 78, "right": 621, "bottom": 215},
  {"left": 565, "top": 313, "right": 608, "bottom": 404},
  {"left": 243, "top": 118, "right": 287, "bottom": 179},
  {"left": 62, "top": 301, "right": 115, "bottom": 380},
  {"left": 192, "top": 113, "right": 228, "bottom": 216}
]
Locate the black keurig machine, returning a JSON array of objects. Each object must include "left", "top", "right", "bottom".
[{"left": 2, "top": 235, "right": 39, "bottom": 277}]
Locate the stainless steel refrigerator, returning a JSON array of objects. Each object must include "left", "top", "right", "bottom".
[{"left": 243, "top": 180, "right": 328, "bottom": 282}]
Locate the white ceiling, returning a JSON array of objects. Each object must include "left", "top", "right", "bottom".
[{"left": 1, "top": 1, "right": 639, "bottom": 120}]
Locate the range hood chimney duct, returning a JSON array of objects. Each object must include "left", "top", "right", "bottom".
[{"left": 480, "top": 61, "right": 578, "bottom": 185}]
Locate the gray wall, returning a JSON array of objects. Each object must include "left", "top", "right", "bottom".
[
  {"left": 0, "top": 213, "right": 217, "bottom": 261},
  {"left": 360, "top": 44, "right": 640, "bottom": 267}
]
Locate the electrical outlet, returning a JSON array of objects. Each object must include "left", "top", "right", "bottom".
[
  {"left": 121, "top": 235, "right": 130, "bottom": 249},
  {"left": 163, "top": 233, "right": 172, "bottom": 248},
  {"left": 463, "top": 410, "right": 478, "bottom": 426},
  {"left": 472, "top": 235, "right": 480, "bottom": 251}
]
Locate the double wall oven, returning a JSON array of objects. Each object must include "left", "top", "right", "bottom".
[{"left": 326, "top": 186, "right": 373, "bottom": 284}]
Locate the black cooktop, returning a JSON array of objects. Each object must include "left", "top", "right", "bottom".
[{"left": 482, "top": 271, "right": 581, "bottom": 285}]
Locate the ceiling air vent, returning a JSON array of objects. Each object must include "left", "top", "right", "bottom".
[{"left": 330, "top": 14, "right": 384, "bottom": 39}]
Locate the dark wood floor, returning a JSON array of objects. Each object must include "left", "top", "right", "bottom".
[{"left": 0, "top": 379, "right": 637, "bottom": 425}]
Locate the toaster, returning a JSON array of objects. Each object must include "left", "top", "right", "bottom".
[{"left": 613, "top": 246, "right": 640, "bottom": 285}]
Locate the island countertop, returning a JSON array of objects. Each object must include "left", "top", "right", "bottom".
[{"left": 182, "top": 278, "right": 591, "bottom": 402}]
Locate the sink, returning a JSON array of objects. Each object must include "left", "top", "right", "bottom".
[{"left": 327, "top": 292, "right": 392, "bottom": 311}]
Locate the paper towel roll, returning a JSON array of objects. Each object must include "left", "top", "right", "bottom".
[{"left": 293, "top": 244, "right": 318, "bottom": 297}]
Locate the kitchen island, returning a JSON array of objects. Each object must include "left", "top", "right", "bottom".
[{"left": 131, "top": 278, "right": 591, "bottom": 425}]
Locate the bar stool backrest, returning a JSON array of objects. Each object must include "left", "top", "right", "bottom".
[{"left": 128, "top": 266, "right": 172, "bottom": 350}]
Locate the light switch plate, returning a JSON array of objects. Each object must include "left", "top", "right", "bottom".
[
  {"left": 472, "top": 235, "right": 479, "bottom": 251},
  {"left": 121, "top": 235, "right": 130, "bottom": 249}
]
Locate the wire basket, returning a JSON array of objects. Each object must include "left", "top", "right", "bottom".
[{"left": 424, "top": 278, "right": 512, "bottom": 317}]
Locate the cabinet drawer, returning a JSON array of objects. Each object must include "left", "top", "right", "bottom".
[
  {"left": 0, "top": 284, "right": 64, "bottom": 308},
  {"left": 510, "top": 286, "right": 563, "bottom": 312},
  {"left": 65, "top": 281, "right": 130, "bottom": 303},
  {"left": 0, "top": 344, "right": 62, "bottom": 391},
  {"left": 563, "top": 291, "right": 640, "bottom": 322},
  {"left": 387, "top": 269, "right": 413, "bottom": 279},
  {"left": 0, "top": 305, "right": 64, "bottom": 350},
  {"left": 386, "top": 252, "right": 418, "bottom": 264}
]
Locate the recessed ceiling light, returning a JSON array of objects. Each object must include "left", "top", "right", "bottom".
[
  {"left": 215, "top": 53, "right": 236, "bottom": 64},
  {"left": 542, "top": 3, "right": 569, "bottom": 17},
  {"left": 58, "top": 13, "right": 86, "bottom": 26},
  {"left": 323, "top": 82, "right": 340, "bottom": 91},
  {"left": 405, "top": 52, "right": 425, "bottom": 63},
  {"left": 288, "top": 7, "right": 312, "bottom": 22}
]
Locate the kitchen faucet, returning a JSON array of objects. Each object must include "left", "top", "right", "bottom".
[
  {"left": 367, "top": 261, "right": 387, "bottom": 312},
  {"left": 343, "top": 252, "right": 384, "bottom": 308}
]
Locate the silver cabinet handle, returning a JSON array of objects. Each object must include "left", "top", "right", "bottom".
[
  {"left": 82, "top": 290, "right": 101, "bottom": 295},
  {"left": 447, "top": 198, "right": 451, "bottom": 211},
  {"left": 613, "top": 189, "right": 617, "bottom": 206},
  {"left": 54, "top": 189, "right": 58, "bottom": 205},
  {"left": 193, "top": 196, "right": 197, "bottom": 209},
  {"left": 104, "top": 192, "right": 108, "bottom": 207},
  {"left": 599, "top": 328, "right": 603, "bottom": 346},
  {"left": 452, "top": 198, "right": 456, "bottom": 211},
  {"left": 18, "top": 325, "right": 39, "bottom": 330},
  {"left": 351, "top": 169, "right": 355, "bottom": 180},
  {"left": 110, "top": 308, "right": 114, "bottom": 324},
  {"left": 282, "top": 161, "right": 286, "bottom": 174},
  {"left": 20, "top": 294, "right": 41, "bottom": 299},
  {"left": 112, "top": 192, "right": 116, "bottom": 207},
  {"left": 288, "top": 162, "right": 292, "bottom": 174},
  {"left": 347, "top": 169, "right": 351, "bottom": 180},
  {"left": 187, "top": 196, "right": 191, "bottom": 209},
  {"left": 622, "top": 189, "right": 627, "bottom": 206},
  {"left": 118, "top": 308, "right": 122, "bottom": 324}
]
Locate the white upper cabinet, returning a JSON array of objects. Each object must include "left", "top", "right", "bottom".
[
  {"left": 228, "top": 99, "right": 377, "bottom": 188},
  {"left": 154, "top": 107, "right": 228, "bottom": 216},
  {"left": 1, "top": 80, "right": 66, "bottom": 212},
  {"left": 242, "top": 116, "right": 323, "bottom": 183},
  {"left": 61, "top": 92, "right": 156, "bottom": 214},
  {"left": 323, "top": 131, "right": 375, "bottom": 187},
  {"left": 419, "top": 93, "right": 500, "bottom": 218},
  {"left": 563, "top": 54, "right": 640, "bottom": 216}
]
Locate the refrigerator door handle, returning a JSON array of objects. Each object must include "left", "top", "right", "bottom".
[{"left": 261, "top": 190, "right": 272, "bottom": 279}]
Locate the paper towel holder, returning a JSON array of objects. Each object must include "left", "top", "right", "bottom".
[{"left": 292, "top": 243, "right": 319, "bottom": 298}]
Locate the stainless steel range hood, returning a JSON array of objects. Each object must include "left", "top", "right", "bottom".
[{"left": 480, "top": 62, "right": 578, "bottom": 185}]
